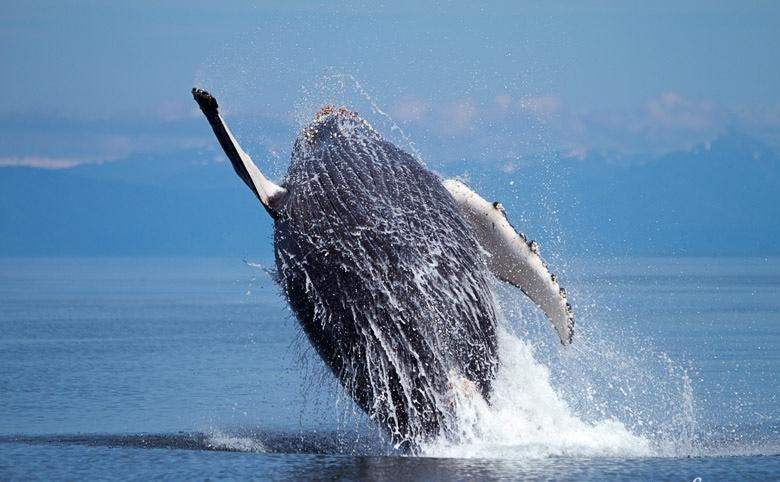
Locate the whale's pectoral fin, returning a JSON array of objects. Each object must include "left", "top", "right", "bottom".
[
  {"left": 443, "top": 179, "right": 574, "bottom": 345},
  {"left": 191, "top": 87, "right": 287, "bottom": 216}
]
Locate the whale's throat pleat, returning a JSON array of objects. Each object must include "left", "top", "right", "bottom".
[{"left": 274, "top": 114, "right": 500, "bottom": 449}]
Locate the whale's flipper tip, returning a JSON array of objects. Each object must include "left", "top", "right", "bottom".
[
  {"left": 191, "top": 87, "right": 287, "bottom": 216},
  {"left": 192, "top": 87, "right": 219, "bottom": 113}
]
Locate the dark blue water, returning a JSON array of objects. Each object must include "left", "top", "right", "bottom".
[{"left": 0, "top": 257, "right": 778, "bottom": 480}]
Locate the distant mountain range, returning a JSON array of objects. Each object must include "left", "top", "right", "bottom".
[
  {"left": 452, "top": 130, "right": 780, "bottom": 257},
  {"left": 1, "top": 131, "right": 777, "bottom": 257}
]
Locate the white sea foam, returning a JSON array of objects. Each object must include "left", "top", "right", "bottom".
[
  {"left": 205, "top": 430, "right": 267, "bottom": 453},
  {"left": 421, "top": 329, "right": 652, "bottom": 459}
]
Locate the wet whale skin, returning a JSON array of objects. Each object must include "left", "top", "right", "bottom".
[{"left": 274, "top": 114, "right": 499, "bottom": 448}]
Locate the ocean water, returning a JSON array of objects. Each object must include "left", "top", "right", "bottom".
[{"left": 0, "top": 257, "right": 777, "bottom": 480}]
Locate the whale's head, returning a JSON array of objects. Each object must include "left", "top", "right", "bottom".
[{"left": 293, "top": 105, "right": 383, "bottom": 159}]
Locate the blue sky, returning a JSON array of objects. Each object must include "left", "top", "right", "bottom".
[
  {"left": 1, "top": 1, "right": 779, "bottom": 257},
  {"left": 1, "top": 0, "right": 779, "bottom": 168}
]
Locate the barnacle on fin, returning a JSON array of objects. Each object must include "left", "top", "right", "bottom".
[
  {"left": 563, "top": 318, "right": 575, "bottom": 345},
  {"left": 492, "top": 201, "right": 507, "bottom": 217}
]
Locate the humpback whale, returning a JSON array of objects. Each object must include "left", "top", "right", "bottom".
[{"left": 192, "top": 88, "right": 574, "bottom": 450}]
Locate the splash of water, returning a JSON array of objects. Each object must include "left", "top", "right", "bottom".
[
  {"left": 205, "top": 430, "right": 267, "bottom": 453},
  {"left": 295, "top": 70, "right": 425, "bottom": 163},
  {"left": 410, "top": 269, "right": 704, "bottom": 459},
  {"left": 422, "top": 329, "right": 653, "bottom": 458},
  {"left": 247, "top": 73, "right": 702, "bottom": 458}
]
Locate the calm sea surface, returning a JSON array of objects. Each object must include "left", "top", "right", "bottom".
[{"left": 0, "top": 257, "right": 777, "bottom": 480}]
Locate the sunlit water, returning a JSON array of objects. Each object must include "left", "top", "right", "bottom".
[{"left": 0, "top": 257, "right": 778, "bottom": 480}]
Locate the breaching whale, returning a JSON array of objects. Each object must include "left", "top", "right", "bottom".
[{"left": 192, "top": 88, "right": 574, "bottom": 450}]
